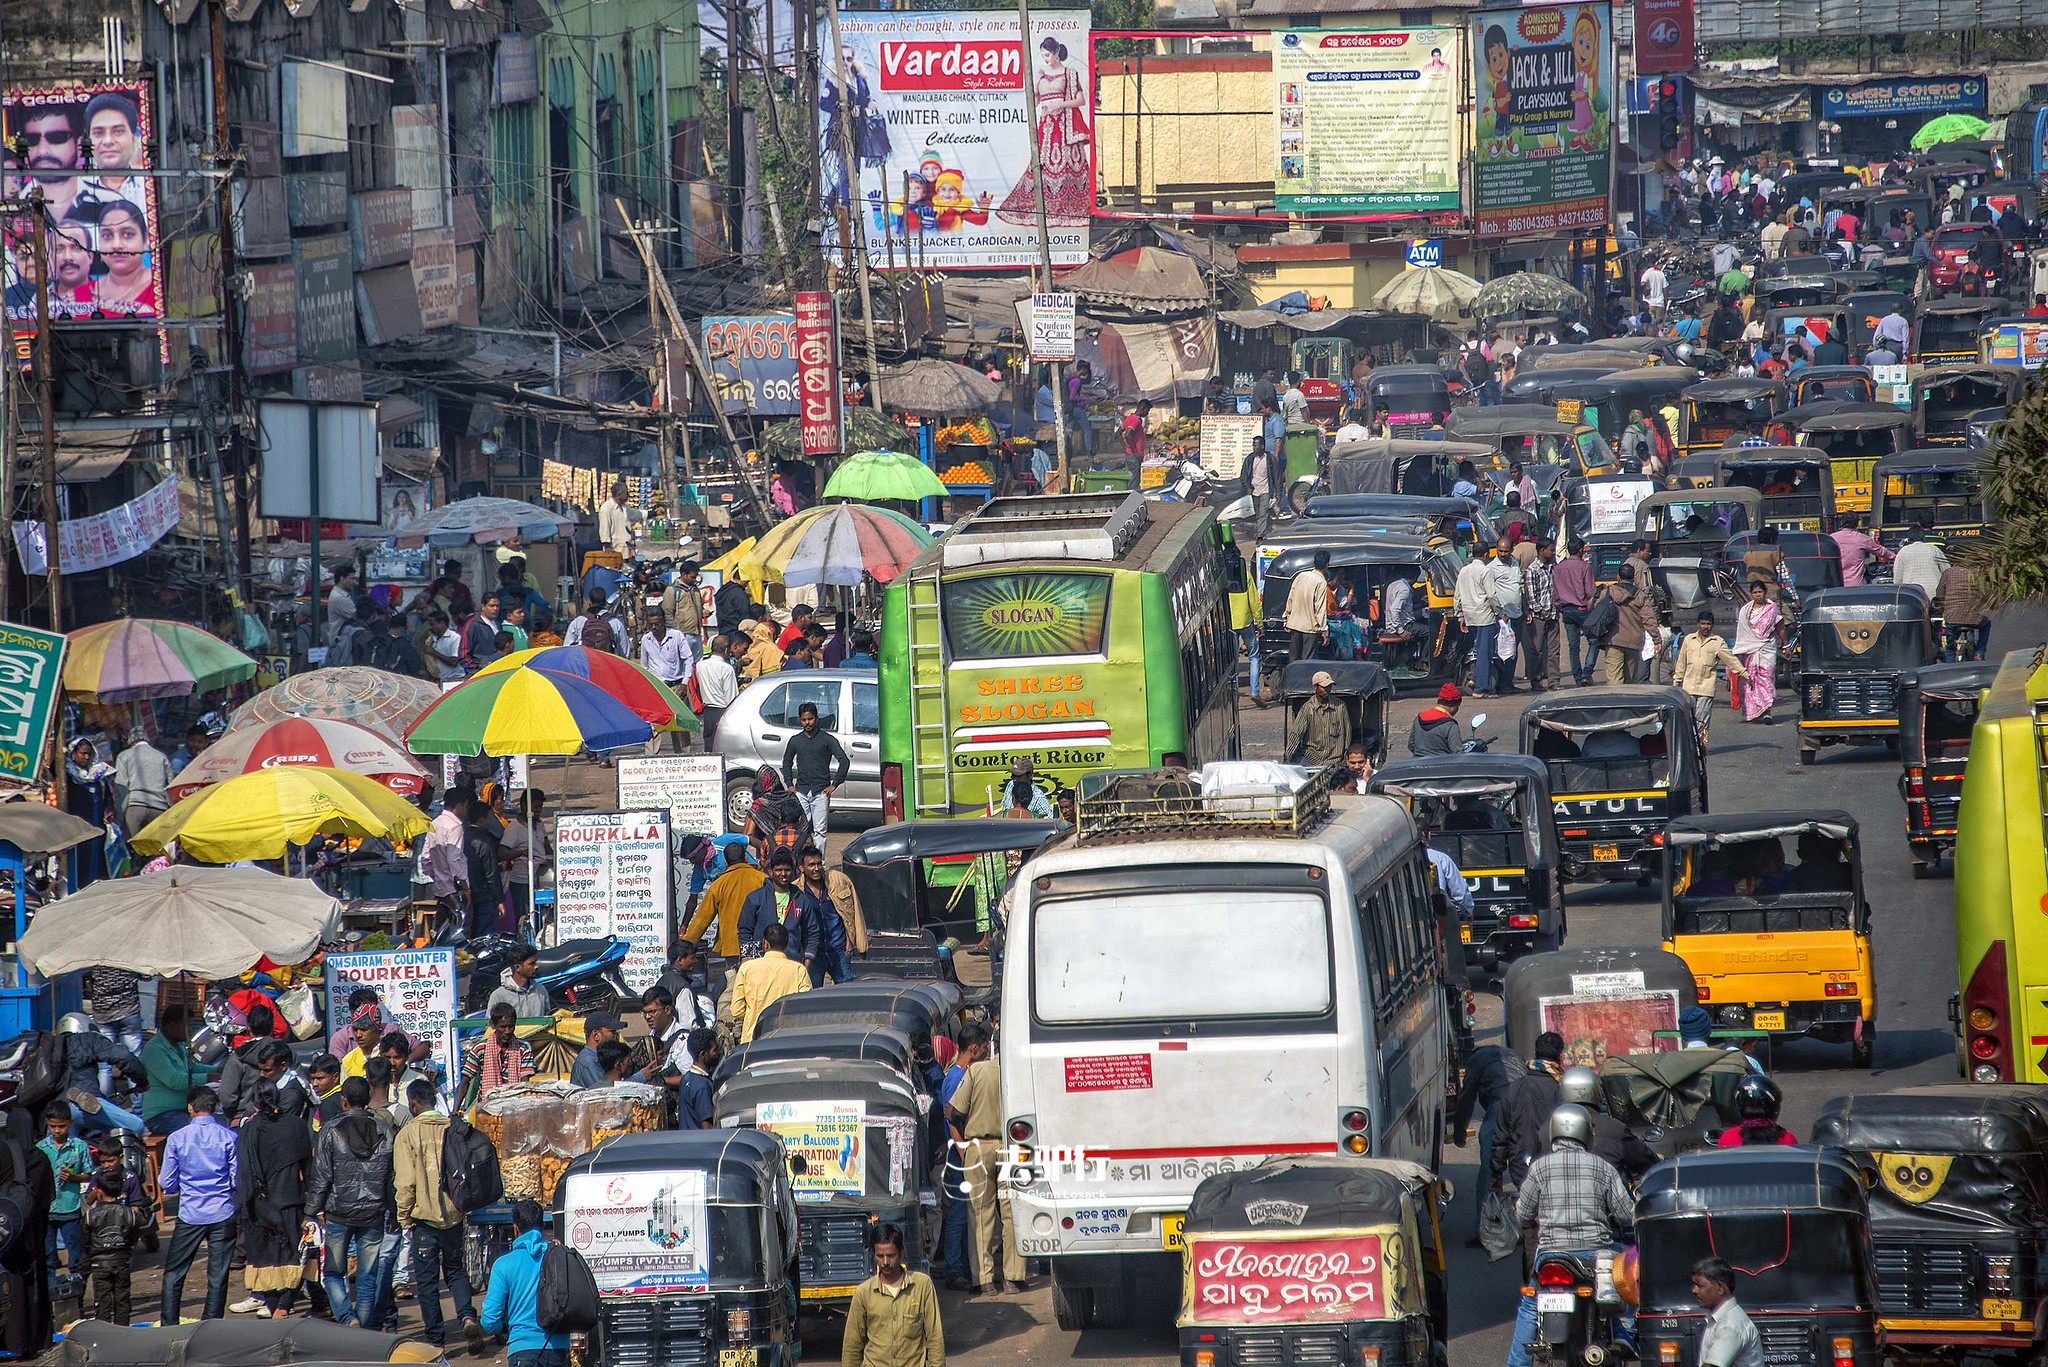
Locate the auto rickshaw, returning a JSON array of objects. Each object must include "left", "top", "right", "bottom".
[
  {"left": 1914, "top": 299, "right": 2002, "bottom": 364},
  {"left": 1518, "top": 687, "right": 1708, "bottom": 883},
  {"left": 1477, "top": 463, "right": 1568, "bottom": 525},
  {"left": 1895, "top": 661, "right": 2001, "bottom": 878},
  {"left": 1842, "top": 291, "right": 1912, "bottom": 355},
  {"left": 1913, "top": 365, "right": 2022, "bottom": 446},
  {"left": 751, "top": 980, "right": 963, "bottom": 1070},
  {"left": 1364, "top": 366, "right": 1453, "bottom": 436},
  {"left": 1679, "top": 378, "right": 1787, "bottom": 457},
  {"left": 1792, "top": 403, "right": 1913, "bottom": 514},
  {"left": 1369, "top": 753, "right": 1563, "bottom": 967},
  {"left": 1298, "top": 497, "right": 1497, "bottom": 553},
  {"left": 1871, "top": 447, "right": 1996, "bottom": 549},
  {"left": 1323, "top": 437, "right": 1491, "bottom": 502},
  {"left": 1720, "top": 530, "right": 1844, "bottom": 599},
  {"left": 1560, "top": 370, "right": 1697, "bottom": 451},
  {"left": 1503, "top": 946, "right": 1699, "bottom": 1067},
  {"left": 1660, "top": 811, "right": 1876, "bottom": 1067},
  {"left": 1279, "top": 659, "right": 1394, "bottom": 762},
  {"left": 1790, "top": 365, "right": 1877, "bottom": 409},
  {"left": 714, "top": 1058, "right": 936, "bottom": 1305},
  {"left": 1176, "top": 1157, "right": 1448, "bottom": 1367},
  {"left": 1555, "top": 475, "right": 1656, "bottom": 585},
  {"left": 1810, "top": 1087, "right": 2048, "bottom": 1360},
  {"left": 554, "top": 1129, "right": 801, "bottom": 1367},
  {"left": 1444, "top": 408, "right": 1599, "bottom": 478},
  {"left": 840, "top": 819, "right": 1062, "bottom": 962},
  {"left": 1796, "top": 585, "right": 1936, "bottom": 764},
  {"left": 1259, "top": 538, "right": 1467, "bottom": 692},
  {"left": 1669, "top": 450, "right": 1721, "bottom": 490},
  {"left": 1635, "top": 488, "right": 1760, "bottom": 613},
  {"left": 1756, "top": 254, "right": 1840, "bottom": 282},
  {"left": 1634, "top": 1148, "right": 1883, "bottom": 1367},
  {"left": 1715, "top": 446, "right": 1836, "bottom": 533},
  {"left": 713, "top": 1024, "right": 922, "bottom": 1088}
]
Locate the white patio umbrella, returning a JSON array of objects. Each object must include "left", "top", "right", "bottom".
[{"left": 16, "top": 865, "right": 343, "bottom": 980}]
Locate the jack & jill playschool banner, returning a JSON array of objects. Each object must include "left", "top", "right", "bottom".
[{"left": 1470, "top": 4, "right": 1613, "bottom": 237}]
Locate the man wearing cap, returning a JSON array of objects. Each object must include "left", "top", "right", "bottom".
[
  {"left": 570, "top": 1012, "right": 626, "bottom": 1089},
  {"left": 1006, "top": 757, "right": 1055, "bottom": 819},
  {"left": 1409, "top": 684, "right": 1467, "bottom": 756},
  {"left": 1287, "top": 670, "right": 1352, "bottom": 768}
]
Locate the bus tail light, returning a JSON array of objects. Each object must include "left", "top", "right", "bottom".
[
  {"left": 881, "top": 764, "right": 904, "bottom": 824},
  {"left": 1009, "top": 1118, "right": 1035, "bottom": 1143},
  {"left": 1963, "top": 941, "right": 2014, "bottom": 1081}
]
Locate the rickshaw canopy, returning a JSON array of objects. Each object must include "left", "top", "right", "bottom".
[
  {"left": 1637, "top": 1146, "right": 1869, "bottom": 1217},
  {"left": 1184, "top": 1155, "right": 1441, "bottom": 1236},
  {"left": 1791, "top": 404, "right": 1913, "bottom": 435},
  {"left": 1685, "top": 377, "right": 1788, "bottom": 408},
  {"left": 1501, "top": 945, "right": 1699, "bottom": 1060},
  {"left": 750, "top": 982, "right": 962, "bottom": 1056},
  {"left": 1811, "top": 1086, "right": 2048, "bottom": 1157},
  {"left": 1665, "top": 811, "right": 1857, "bottom": 848},
  {"left": 841, "top": 820, "right": 1060, "bottom": 935},
  {"left": 1636, "top": 488, "right": 1760, "bottom": 539},
  {"left": 1517, "top": 685, "right": 1702, "bottom": 794},
  {"left": 1897, "top": 661, "right": 2000, "bottom": 766},
  {"left": 713, "top": 1025, "right": 920, "bottom": 1086},
  {"left": 1279, "top": 658, "right": 1394, "bottom": 703},
  {"left": 559, "top": 1128, "right": 791, "bottom": 1208},
  {"left": 1327, "top": 439, "right": 1492, "bottom": 497}
]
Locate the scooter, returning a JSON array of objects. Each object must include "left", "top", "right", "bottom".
[
  {"left": 1462, "top": 711, "right": 1495, "bottom": 754},
  {"left": 462, "top": 933, "right": 634, "bottom": 1016}
]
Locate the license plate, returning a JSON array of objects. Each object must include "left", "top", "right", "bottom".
[
  {"left": 1753, "top": 1011, "right": 1787, "bottom": 1031},
  {"left": 719, "top": 1351, "right": 758, "bottom": 1367},
  {"left": 800, "top": 1285, "right": 856, "bottom": 1301},
  {"left": 1537, "top": 1293, "right": 1576, "bottom": 1313},
  {"left": 1460, "top": 925, "right": 1473, "bottom": 943},
  {"left": 1162, "top": 1214, "right": 1186, "bottom": 1250},
  {"left": 1592, "top": 843, "right": 1620, "bottom": 862},
  {"left": 1984, "top": 1298, "right": 2024, "bottom": 1321}
]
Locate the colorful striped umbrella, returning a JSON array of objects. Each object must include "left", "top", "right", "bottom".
[
  {"left": 131, "top": 766, "right": 432, "bottom": 862},
  {"left": 65, "top": 619, "right": 257, "bottom": 703},
  {"left": 169, "top": 716, "right": 431, "bottom": 802},
  {"left": 225, "top": 667, "right": 442, "bottom": 747},
  {"left": 739, "top": 503, "right": 933, "bottom": 587},
  {"left": 477, "top": 646, "right": 698, "bottom": 732},
  {"left": 404, "top": 666, "right": 653, "bottom": 757}
]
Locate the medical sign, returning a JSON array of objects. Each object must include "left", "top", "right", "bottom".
[
  {"left": 3, "top": 80, "right": 162, "bottom": 322},
  {"left": 564, "top": 1169, "right": 710, "bottom": 1295},
  {"left": 757, "top": 1100, "right": 866, "bottom": 1200},
  {"left": 1027, "top": 292, "right": 1077, "bottom": 362},
  {"left": 702, "top": 314, "right": 800, "bottom": 416},
  {"left": 795, "top": 291, "right": 842, "bottom": 456},
  {"left": 1470, "top": 4, "right": 1614, "bottom": 237},
  {"left": 1821, "top": 79, "right": 1984, "bottom": 119},
  {"left": 1272, "top": 30, "right": 1460, "bottom": 214},
  {"left": 323, "top": 948, "right": 459, "bottom": 1104}
]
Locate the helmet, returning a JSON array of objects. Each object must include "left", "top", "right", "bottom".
[
  {"left": 1558, "top": 1065, "right": 1601, "bottom": 1108},
  {"left": 1733, "top": 1074, "right": 1782, "bottom": 1123},
  {"left": 56, "top": 1011, "right": 93, "bottom": 1035},
  {"left": 1548, "top": 1103, "right": 1593, "bottom": 1147}
]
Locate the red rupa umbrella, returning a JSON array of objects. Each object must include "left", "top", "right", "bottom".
[{"left": 168, "top": 716, "right": 430, "bottom": 803}]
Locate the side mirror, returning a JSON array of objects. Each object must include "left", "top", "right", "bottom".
[
  {"left": 787, "top": 1154, "right": 810, "bottom": 1176},
  {"left": 1470, "top": 712, "right": 1489, "bottom": 729}
]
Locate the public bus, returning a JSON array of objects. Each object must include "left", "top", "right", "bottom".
[
  {"left": 1000, "top": 771, "right": 1453, "bottom": 1331},
  {"left": 1952, "top": 646, "right": 2048, "bottom": 1081},
  {"left": 877, "top": 491, "right": 1239, "bottom": 818}
]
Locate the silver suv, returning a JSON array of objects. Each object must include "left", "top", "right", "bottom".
[{"left": 711, "top": 667, "right": 881, "bottom": 830}]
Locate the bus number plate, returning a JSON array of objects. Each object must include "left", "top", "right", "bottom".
[
  {"left": 1592, "top": 844, "right": 1619, "bottom": 862},
  {"left": 1753, "top": 1011, "right": 1786, "bottom": 1031},
  {"left": 1984, "top": 1299, "right": 2023, "bottom": 1321},
  {"left": 1162, "top": 1215, "right": 1186, "bottom": 1250}
]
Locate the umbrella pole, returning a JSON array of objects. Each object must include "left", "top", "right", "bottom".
[{"left": 524, "top": 773, "right": 536, "bottom": 946}]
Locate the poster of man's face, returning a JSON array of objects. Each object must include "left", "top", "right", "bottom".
[{"left": 1, "top": 81, "right": 159, "bottom": 323}]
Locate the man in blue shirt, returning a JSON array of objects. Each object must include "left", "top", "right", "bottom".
[
  {"left": 482, "top": 1200, "right": 573, "bottom": 1367},
  {"left": 678, "top": 1029, "right": 721, "bottom": 1129},
  {"left": 159, "top": 1088, "right": 240, "bottom": 1323},
  {"left": 569, "top": 1012, "right": 625, "bottom": 1089},
  {"left": 937, "top": 1026, "right": 981, "bottom": 1289}
]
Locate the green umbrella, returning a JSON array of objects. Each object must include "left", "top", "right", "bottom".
[
  {"left": 1911, "top": 113, "right": 1988, "bottom": 150},
  {"left": 1718, "top": 269, "right": 1752, "bottom": 295},
  {"left": 822, "top": 449, "right": 949, "bottom": 502}
]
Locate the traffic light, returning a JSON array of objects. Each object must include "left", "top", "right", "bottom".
[{"left": 1657, "top": 79, "right": 1683, "bottom": 152}]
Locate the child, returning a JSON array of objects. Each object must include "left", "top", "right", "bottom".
[
  {"left": 83, "top": 1169, "right": 148, "bottom": 1325},
  {"left": 37, "top": 1101, "right": 93, "bottom": 1298}
]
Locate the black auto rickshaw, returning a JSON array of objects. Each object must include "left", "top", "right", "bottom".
[
  {"left": 1896, "top": 661, "right": 2001, "bottom": 878},
  {"left": 840, "top": 819, "right": 1062, "bottom": 966},
  {"left": 1634, "top": 1148, "right": 1883, "bottom": 1367},
  {"left": 1477, "top": 463, "right": 1568, "bottom": 524},
  {"left": 1369, "top": 753, "right": 1563, "bottom": 967},
  {"left": 554, "top": 1129, "right": 802, "bottom": 1367},
  {"left": 1635, "top": 488, "right": 1760, "bottom": 613},
  {"left": 713, "top": 1024, "right": 921, "bottom": 1088},
  {"left": 1790, "top": 365, "right": 1877, "bottom": 409},
  {"left": 1259, "top": 539, "right": 1467, "bottom": 692},
  {"left": 1913, "top": 366, "right": 2022, "bottom": 446},
  {"left": 1503, "top": 946, "right": 1700, "bottom": 1068},
  {"left": 1812, "top": 1087, "right": 2048, "bottom": 1360},
  {"left": 1280, "top": 659, "right": 1394, "bottom": 763},
  {"left": 1519, "top": 687, "right": 1707, "bottom": 883},
  {"left": 1842, "top": 292, "right": 1912, "bottom": 355},
  {"left": 1555, "top": 475, "right": 1657, "bottom": 586},
  {"left": 1557, "top": 371, "right": 1695, "bottom": 452},
  {"left": 1679, "top": 378, "right": 1787, "bottom": 456},
  {"left": 1792, "top": 403, "right": 1913, "bottom": 516},
  {"left": 1177, "top": 1158, "right": 1447, "bottom": 1367},
  {"left": 1445, "top": 408, "right": 1608, "bottom": 482},
  {"left": 1715, "top": 446, "right": 1837, "bottom": 533},
  {"left": 1913, "top": 300, "right": 2002, "bottom": 365},
  {"left": 1720, "top": 530, "right": 1844, "bottom": 599},
  {"left": 1323, "top": 438, "right": 1493, "bottom": 504},
  {"left": 1300, "top": 494, "right": 1499, "bottom": 552},
  {"left": 751, "top": 980, "right": 962, "bottom": 1067},
  {"left": 1365, "top": 366, "right": 1453, "bottom": 436},
  {"left": 713, "top": 1058, "right": 936, "bottom": 1306},
  {"left": 1670, "top": 450, "right": 1721, "bottom": 490},
  {"left": 1796, "top": 585, "right": 1936, "bottom": 765},
  {"left": 1871, "top": 447, "right": 1996, "bottom": 549}
]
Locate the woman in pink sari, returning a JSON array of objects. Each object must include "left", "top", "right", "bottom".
[
  {"left": 1731, "top": 580, "right": 1783, "bottom": 723},
  {"left": 998, "top": 37, "right": 1093, "bottom": 225}
]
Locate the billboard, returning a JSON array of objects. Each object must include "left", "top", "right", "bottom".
[
  {"left": 702, "top": 313, "right": 801, "bottom": 416},
  {"left": 795, "top": 292, "right": 842, "bottom": 456},
  {"left": 2, "top": 81, "right": 161, "bottom": 322},
  {"left": 1634, "top": 0, "right": 1695, "bottom": 75},
  {"left": 1820, "top": 78, "right": 1985, "bottom": 119},
  {"left": 819, "top": 10, "right": 1091, "bottom": 270},
  {"left": 1272, "top": 30, "right": 1459, "bottom": 214},
  {"left": 1471, "top": 4, "right": 1613, "bottom": 238}
]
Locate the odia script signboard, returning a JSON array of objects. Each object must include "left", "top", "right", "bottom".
[
  {"left": 324, "top": 948, "right": 459, "bottom": 1103},
  {"left": 554, "top": 811, "right": 671, "bottom": 992},
  {"left": 0, "top": 623, "right": 64, "bottom": 785},
  {"left": 1188, "top": 1234, "right": 1390, "bottom": 1320},
  {"left": 795, "top": 291, "right": 842, "bottom": 456}
]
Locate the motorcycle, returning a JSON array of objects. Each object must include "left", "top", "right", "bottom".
[
  {"left": 461, "top": 933, "right": 634, "bottom": 1016},
  {"left": 1462, "top": 711, "right": 1494, "bottom": 755},
  {"left": 1159, "top": 462, "right": 1257, "bottom": 526},
  {"left": 1532, "top": 1248, "right": 1630, "bottom": 1367}
]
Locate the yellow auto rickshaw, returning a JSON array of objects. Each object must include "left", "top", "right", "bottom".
[
  {"left": 1679, "top": 378, "right": 1787, "bottom": 457},
  {"left": 1790, "top": 403, "right": 1913, "bottom": 515}
]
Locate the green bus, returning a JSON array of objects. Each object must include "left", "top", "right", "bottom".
[{"left": 878, "top": 491, "right": 1240, "bottom": 820}]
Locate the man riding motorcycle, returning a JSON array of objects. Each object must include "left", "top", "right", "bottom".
[
  {"left": 1509, "top": 1105, "right": 1636, "bottom": 1367},
  {"left": 1716, "top": 1074, "right": 1795, "bottom": 1147}
]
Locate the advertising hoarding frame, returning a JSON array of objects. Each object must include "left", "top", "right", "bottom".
[{"left": 1469, "top": 3, "right": 1616, "bottom": 239}]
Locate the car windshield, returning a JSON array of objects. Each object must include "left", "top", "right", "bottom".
[{"left": 1934, "top": 227, "right": 1990, "bottom": 249}]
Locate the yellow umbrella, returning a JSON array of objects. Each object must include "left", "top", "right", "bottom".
[
  {"left": 704, "top": 535, "right": 764, "bottom": 597},
  {"left": 133, "top": 765, "right": 432, "bottom": 863}
]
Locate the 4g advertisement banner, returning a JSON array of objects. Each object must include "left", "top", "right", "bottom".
[{"left": 1470, "top": 4, "right": 1614, "bottom": 237}]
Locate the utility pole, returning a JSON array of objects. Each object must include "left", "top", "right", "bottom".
[
  {"left": 1013, "top": 0, "right": 1069, "bottom": 485},
  {"left": 821, "top": 3, "right": 885, "bottom": 414},
  {"left": 207, "top": 0, "right": 252, "bottom": 606},
  {"left": 722, "top": 0, "right": 745, "bottom": 271},
  {"left": 29, "top": 205, "right": 60, "bottom": 634}
]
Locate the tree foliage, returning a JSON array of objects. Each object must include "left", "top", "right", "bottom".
[{"left": 1962, "top": 367, "right": 2048, "bottom": 609}]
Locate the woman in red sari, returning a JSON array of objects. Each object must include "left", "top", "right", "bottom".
[{"left": 999, "top": 37, "right": 1092, "bottom": 225}]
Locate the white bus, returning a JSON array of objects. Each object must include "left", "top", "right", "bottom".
[{"left": 998, "top": 771, "right": 1453, "bottom": 1331}]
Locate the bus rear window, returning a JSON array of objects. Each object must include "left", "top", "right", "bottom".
[
  {"left": 1032, "top": 891, "right": 1332, "bottom": 1023},
  {"left": 942, "top": 571, "right": 1111, "bottom": 660}
]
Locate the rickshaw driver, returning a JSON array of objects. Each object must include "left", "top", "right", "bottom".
[{"left": 1508, "top": 1106, "right": 1636, "bottom": 1367}]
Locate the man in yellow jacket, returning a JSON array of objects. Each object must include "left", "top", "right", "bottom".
[
  {"left": 730, "top": 923, "right": 812, "bottom": 1042},
  {"left": 682, "top": 848, "right": 766, "bottom": 959},
  {"left": 390, "top": 1079, "right": 488, "bottom": 1353}
]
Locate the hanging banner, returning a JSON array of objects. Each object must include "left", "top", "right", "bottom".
[
  {"left": 12, "top": 475, "right": 179, "bottom": 577},
  {"left": 323, "top": 948, "right": 459, "bottom": 1105},
  {"left": 1272, "top": 30, "right": 1460, "bottom": 214},
  {"left": 1634, "top": 0, "right": 1696, "bottom": 76},
  {"left": 554, "top": 810, "right": 671, "bottom": 993},
  {"left": 0, "top": 621, "right": 65, "bottom": 785},
  {"left": 795, "top": 291, "right": 843, "bottom": 456},
  {"left": 818, "top": 10, "right": 1092, "bottom": 270},
  {"left": 1471, "top": 4, "right": 1614, "bottom": 237}
]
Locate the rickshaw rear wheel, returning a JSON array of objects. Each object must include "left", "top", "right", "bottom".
[
  {"left": 1852, "top": 1023, "right": 1876, "bottom": 1070},
  {"left": 1911, "top": 860, "right": 1935, "bottom": 880},
  {"left": 1797, "top": 747, "right": 1816, "bottom": 766}
]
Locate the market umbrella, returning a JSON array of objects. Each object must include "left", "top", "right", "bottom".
[
  {"left": 132, "top": 766, "right": 432, "bottom": 862},
  {"left": 1470, "top": 271, "right": 1588, "bottom": 324},
  {"left": 821, "top": 450, "right": 949, "bottom": 502},
  {"left": 476, "top": 646, "right": 698, "bottom": 732},
  {"left": 224, "top": 668, "right": 442, "bottom": 747},
  {"left": 394, "top": 496, "right": 574, "bottom": 549},
  {"left": 874, "top": 359, "right": 1003, "bottom": 417},
  {"left": 737, "top": 503, "right": 933, "bottom": 587},
  {"left": 759, "top": 407, "right": 910, "bottom": 462},
  {"left": 64, "top": 619, "right": 257, "bottom": 703},
  {"left": 16, "top": 865, "right": 342, "bottom": 979},
  {"left": 1717, "top": 269, "right": 1753, "bottom": 295},
  {"left": 404, "top": 667, "right": 654, "bottom": 757},
  {"left": 1371, "top": 267, "right": 1483, "bottom": 323},
  {"left": 1912, "top": 114, "right": 1989, "bottom": 150},
  {"left": 168, "top": 716, "right": 431, "bottom": 802}
]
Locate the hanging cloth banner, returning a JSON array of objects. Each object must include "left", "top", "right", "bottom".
[{"left": 13, "top": 476, "right": 181, "bottom": 576}]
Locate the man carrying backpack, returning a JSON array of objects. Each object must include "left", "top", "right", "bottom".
[
  {"left": 482, "top": 1199, "right": 576, "bottom": 1367},
  {"left": 393, "top": 1079, "right": 490, "bottom": 1354}
]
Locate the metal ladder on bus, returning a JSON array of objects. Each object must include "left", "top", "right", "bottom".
[
  {"left": 2032, "top": 696, "right": 2048, "bottom": 860},
  {"left": 904, "top": 565, "right": 951, "bottom": 816}
]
